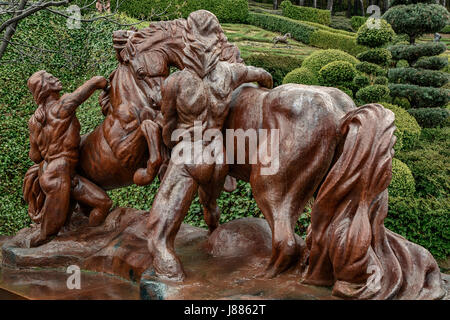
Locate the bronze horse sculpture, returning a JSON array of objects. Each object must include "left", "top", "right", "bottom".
[{"left": 73, "top": 11, "right": 444, "bottom": 299}]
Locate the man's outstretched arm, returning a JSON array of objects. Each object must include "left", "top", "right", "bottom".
[{"left": 59, "top": 76, "right": 108, "bottom": 117}]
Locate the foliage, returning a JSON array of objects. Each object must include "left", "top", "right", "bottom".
[
  {"left": 353, "top": 74, "right": 370, "bottom": 89},
  {"left": 318, "top": 61, "right": 357, "bottom": 87},
  {"left": 388, "top": 84, "right": 450, "bottom": 108},
  {"left": 396, "top": 59, "right": 409, "bottom": 68},
  {"left": 389, "top": 158, "right": 416, "bottom": 197},
  {"left": 381, "top": 103, "right": 422, "bottom": 151},
  {"left": 357, "top": 48, "right": 392, "bottom": 67},
  {"left": 441, "top": 24, "right": 450, "bottom": 33},
  {"left": 356, "top": 61, "right": 387, "bottom": 77},
  {"left": 245, "top": 54, "right": 303, "bottom": 87},
  {"left": 356, "top": 18, "right": 395, "bottom": 48},
  {"left": 388, "top": 42, "right": 447, "bottom": 64},
  {"left": 388, "top": 67, "right": 449, "bottom": 88},
  {"left": 117, "top": 0, "right": 249, "bottom": 23},
  {"left": 383, "top": 3, "right": 450, "bottom": 43},
  {"left": 386, "top": 196, "right": 450, "bottom": 260},
  {"left": 301, "top": 49, "right": 359, "bottom": 75},
  {"left": 329, "top": 15, "right": 353, "bottom": 32},
  {"left": 413, "top": 56, "right": 448, "bottom": 70},
  {"left": 374, "top": 76, "right": 389, "bottom": 85},
  {"left": 337, "top": 86, "right": 353, "bottom": 98},
  {"left": 282, "top": 67, "right": 319, "bottom": 85},
  {"left": 350, "top": 16, "right": 367, "bottom": 31},
  {"left": 247, "top": 13, "right": 366, "bottom": 55},
  {"left": 355, "top": 85, "right": 390, "bottom": 104},
  {"left": 408, "top": 108, "right": 450, "bottom": 128},
  {"left": 280, "top": 0, "right": 331, "bottom": 26}
]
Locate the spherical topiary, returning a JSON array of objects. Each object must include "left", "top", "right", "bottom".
[
  {"left": 396, "top": 59, "right": 409, "bottom": 68},
  {"left": 301, "top": 49, "right": 359, "bottom": 75},
  {"left": 282, "top": 67, "right": 319, "bottom": 85},
  {"left": 381, "top": 103, "right": 422, "bottom": 150},
  {"left": 356, "top": 18, "right": 395, "bottom": 48},
  {"left": 392, "top": 96, "right": 411, "bottom": 109},
  {"left": 374, "top": 76, "right": 389, "bottom": 85},
  {"left": 389, "top": 158, "right": 416, "bottom": 197},
  {"left": 357, "top": 48, "right": 392, "bottom": 66},
  {"left": 383, "top": 3, "right": 450, "bottom": 44},
  {"left": 356, "top": 61, "right": 387, "bottom": 77},
  {"left": 318, "top": 61, "right": 357, "bottom": 86},
  {"left": 356, "top": 84, "right": 390, "bottom": 104},
  {"left": 354, "top": 74, "right": 370, "bottom": 89}
]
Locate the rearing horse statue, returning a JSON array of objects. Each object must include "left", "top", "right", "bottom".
[{"left": 75, "top": 11, "right": 444, "bottom": 300}]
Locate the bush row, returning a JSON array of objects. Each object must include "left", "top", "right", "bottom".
[
  {"left": 280, "top": 0, "right": 331, "bottom": 26},
  {"left": 413, "top": 56, "right": 448, "bottom": 70},
  {"left": 388, "top": 84, "right": 450, "bottom": 108},
  {"left": 247, "top": 13, "right": 367, "bottom": 56},
  {"left": 388, "top": 67, "right": 449, "bottom": 88},
  {"left": 388, "top": 42, "right": 447, "bottom": 63},
  {"left": 408, "top": 108, "right": 450, "bottom": 128}
]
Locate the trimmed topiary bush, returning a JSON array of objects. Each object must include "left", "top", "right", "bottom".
[
  {"left": 337, "top": 86, "right": 353, "bottom": 98},
  {"left": 318, "top": 61, "right": 357, "bottom": 87},
  {"left": 374, "top": 76, "right": 389, "bottom": 85},
  {"left": 356, "top": 85, "right": 390, "bottom": 104},
  {"left": 381, "top": 103, "right": 422, "bottom": 150},
  {"left": 388, "top": 84, "right": 450, "bottom": 108},
  {"left": 280, "top": 0, "right": 331, "bottom": 26},
  {"left": 354, "top": 74, "right": 370, "bottom": 89},
  {"left": 245, "top": 54, "right": 303, "bottom": 87},
  {"left": 356, "top": 61, "right": 387, "bottom": 77},
  {"left": 350, "top": 16, "right": 368, "bottom": 31},
  {"left": 396, "top": 59, "right": 409, "bottom": 68},
  {"left": 413, "top": 56, "right": 448, "bottom": 70},
  {"left": 408, "top": 108, "right": 450, "bottom": 128},
  {"left": 301, "top": 49, "right": 359, "bottom": 75},
  {"left": 389, "top": 158, "right": 416, "bottom": 197},
  {"left": 388, "top": 67, "right": 449, "bottom": 88},
  {"left": 383, "top": 3, "right": 450, "bottom": 44},
  {"left": 357, "top": 48, "right": 392, "bottom": 67},
  {"left": 388, "top": 42, "right": 447, "bottom": 64},
  {"left": 356, "top": 18, "right": 395, "bottom": 48},
  {"left": 282, "top": 67, "right": 319, "bottom": 85}
]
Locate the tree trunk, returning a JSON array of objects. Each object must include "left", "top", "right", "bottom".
[
  {"left": 314, "top": 0, "right": 317, "bottom": 8},
  {"left": 327, "top": 0, "right": 334, "bottom": 11},
  {"left": 0, "top": 0, "right": 28, "bottom": 62},
  {"left": 274, "top": 0, "right": 278, "bottom": 10}
]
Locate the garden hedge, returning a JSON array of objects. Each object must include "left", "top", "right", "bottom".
[
  {"left": 389, "top": 158, "right": 416, "bottom": 197},
  {"left": 244, "top": 54, "right": 303, "bottom": 87},
  {"left": 355, "top": 84, "right": 390, "bottom": 104},
  {"left": 318, "top": 61, "right": 357, "bottom": 87},
  {"left": 247, "top": 13, "right": 367, "bottom": 56},
  {"left": 282, "top": 67, "right": 319, "bottom": 85},
  {"left": 388, "top": 84, "right": 450, "bottom": 108},
  {"left": 280, "top": 0, "right": 331, "bottom": 26},
  {"left": 388, "top": 67, "right": 449, "bottom": 88},
  {"left": 408, "top": 108, "right": 450, "bottom": 128}
]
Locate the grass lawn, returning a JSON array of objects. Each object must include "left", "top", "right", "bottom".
[{"left": 222, "top": 23, "right": 319, "bottom": 60}]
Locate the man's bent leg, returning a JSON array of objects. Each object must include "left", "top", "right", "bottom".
[{"left": 147, "top": 161, "right": 198, "bottom": 281}]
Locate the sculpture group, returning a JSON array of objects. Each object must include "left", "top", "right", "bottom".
[{"left": 19, "top": 10, "right": 445, "bottom": 299}]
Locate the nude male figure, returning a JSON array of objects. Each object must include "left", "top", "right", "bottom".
[
  {"left": 146, "top": 11, "right": 273, "bottom": 281},
  {"left": 24, "top": 71, "right": 112, "bottom": 247}
]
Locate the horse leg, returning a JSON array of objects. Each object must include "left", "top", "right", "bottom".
[
  {"left": 71, "top": 175, "right": 113, "bottom": 227},
  {"left": 133, "top": 119, "right": 164, "bottom": 186}
]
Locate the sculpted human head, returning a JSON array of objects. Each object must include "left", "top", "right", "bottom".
[{"left": 28, "top": 71, "right": 62, "bottom": 105}]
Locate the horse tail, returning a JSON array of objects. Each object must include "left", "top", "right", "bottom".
[{"left": 23, "top": 164, "right": 45, "bottom": 223}]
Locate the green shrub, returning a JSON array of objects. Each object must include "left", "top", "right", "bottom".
[
  {"left": 413, "top": 56, "right": 448, "bottom": 70},
  {"left": 329, "top": 16, "right": 353, "bottom": 32},
  {"left": 392, "top": 96, "right": 411, "bottom": 109},
  {"left": 357, "top": 48, "right": 392, "bottom": 66},
  {"left": 388, "top": 84, "right": 450, "bottom": 108},
  {"left": 396, "top": 59, "right": 410, "bottom": 68},
  {"left": 408, "top": 108, "right": 450, "bottom": 128},
  {"left": 356, "top": 85, "right": 390, "bottom": 104},
  {"left": 386, "top": 196, "right": 450, "bottom": 259},
  {"left": 441, "top": 25, "right": 450, "bottom": 33},
  {"left": 280, "top": 0, "right": 331, "bottom": 26},
  {"left": 383, "top": 3, "right": 450, "bottom": 43},
  {"left": 388, "top": 42, "right": 447, "bottom": 63},
  {"left": 351, "top": 16, "right": 368, "bottom": 31},
  {"left": 389, "top": 158, "right": 416, "bottom": 197},
  {"left": 282, "top": 67, "right": 319, "bottom": 85},
  {"left": 309, "top": 29, "right": 367, "bottom": 56},
  {"left": 356, "top": 61, "right": 387, "bottom": 77},
  {"left": 353, "top": 74, "right": 370, "bottom": 89},
  {"left": 356, "top": 18, "right": 395, "bottom": 48},
  {"left": 301, "top": 49, "right": 359, "bottom": 74},
  {"left": 245, "top": 54, "right": 303, "bottom": 87},
  {"left": 381, "top": 103, "right": 422, "bottom": 150},
  {"left": 117, "top": 0, "right": 249, "bottom": 23},
  {"left": 337, "top": 86, "right": 353, "bottom": 98},
  {"left": 374, "top": 76, "right": 389, "bottom": 85},
  {"left": 318, "top": 61, "right": 357, "bottom": 87},
  {"left": 388, "top": 67, "right": 449, "bottom": 88}
]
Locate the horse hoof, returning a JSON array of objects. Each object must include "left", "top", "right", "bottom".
[{"left": 133, "top": 167, "right": 156, "bottom": 186}]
